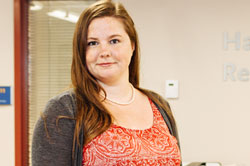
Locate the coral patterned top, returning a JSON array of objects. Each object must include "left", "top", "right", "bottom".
[{"left": 82, "top": 99, "right": 181, "bottom": 166}]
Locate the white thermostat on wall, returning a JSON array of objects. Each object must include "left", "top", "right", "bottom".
[{"left": 165, "top": 80, "right": 179, "bottom": 99}]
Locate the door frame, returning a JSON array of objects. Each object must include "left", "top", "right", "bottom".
[{"left": 14, "top": 0, "right": 29, "bottom": 165}]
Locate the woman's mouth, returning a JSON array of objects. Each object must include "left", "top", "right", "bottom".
[{"left": 97, "top": 62, "right": 115, "bottom": 67}]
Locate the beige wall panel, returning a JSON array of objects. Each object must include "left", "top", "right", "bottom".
[
  {"left": 0, "top": 0, "right": 14, "bottom": 165},
  {"left": 122, "top": 0, "right": 250, "bottom": 165}
]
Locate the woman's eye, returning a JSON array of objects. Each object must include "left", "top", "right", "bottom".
[
  {"left": 87, "top": 41, "right": 98, "bottom": 46},
  {"left": 110, "top": 39, "right": 119, "bottom": 44}
]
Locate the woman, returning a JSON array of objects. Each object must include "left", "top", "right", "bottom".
[{"left": 32, "top": 0, "right": 181, "bottom": 165}]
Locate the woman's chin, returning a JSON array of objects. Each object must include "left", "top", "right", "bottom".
[
  {"left": 93, "top": 69, "right": 128, "bottom": 83},
  {"left": 96, "top": 74, "right": 121, "bottom": 83}
]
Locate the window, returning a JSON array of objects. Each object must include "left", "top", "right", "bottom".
[{"left": 28, "top": 1, "right": 96, "bottom": 165}]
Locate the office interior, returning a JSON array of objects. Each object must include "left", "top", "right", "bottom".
[{"left": 0, "top": 0, "right": 249, "bottom": 165}]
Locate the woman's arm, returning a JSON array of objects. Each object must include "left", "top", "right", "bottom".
[{"left": 32, "top": 93, "right": 76, "bottom": 166}]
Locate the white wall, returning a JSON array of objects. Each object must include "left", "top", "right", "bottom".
[
  {"left": 122, "top": 0, "right": 250, "bottom": 165},
  {"left": 0, "top": 0, "right": 14, "bottom": 165}
]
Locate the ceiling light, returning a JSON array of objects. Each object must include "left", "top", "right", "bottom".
[
  {"left": 30, "top": 2, "right": 43, "bottom": 11},
  {"left": 47, "top": 10, "right": 79, "bottom": 23}
]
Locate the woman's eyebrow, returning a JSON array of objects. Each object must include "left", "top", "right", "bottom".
[
  {"left": 87, "top": 34, "right": 122, "bottom": 40},
  {"left": 87, "top": 37, "right": 98, "bottom": 40},
  {"left": 109, "top": 34, "right": 122, "bottom": 38}
]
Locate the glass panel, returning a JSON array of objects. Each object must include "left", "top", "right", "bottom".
[{"left": 28, "top": 1, "right": 96, "bottom": 165}]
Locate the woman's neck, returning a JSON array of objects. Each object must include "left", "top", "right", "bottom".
[{"left": 98, "top": 80, "right": 134, "bottom": 104}]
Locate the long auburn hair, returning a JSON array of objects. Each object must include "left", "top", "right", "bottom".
[{"left": 71, "top": 0, "right": 178, "bottom": 154}]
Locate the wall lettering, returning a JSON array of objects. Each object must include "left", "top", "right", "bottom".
[
  {"left": 223, "top": 32, "right": 250, "bottom": 82},
  {"left": 0, "top": 88, "right": 6, "bottom": 94}
]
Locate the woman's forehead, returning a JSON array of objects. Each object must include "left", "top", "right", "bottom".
[{"left": 87, "top": 17, "right": 127, "bottom": 38}]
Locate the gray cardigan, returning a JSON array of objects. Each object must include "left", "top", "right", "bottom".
[{"left": 32, "top": 90, "right": 181, "bottom": 166}]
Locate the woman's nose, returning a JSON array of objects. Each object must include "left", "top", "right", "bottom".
[{"left": 99, "top": 43, "right": 111, "bottom": 57}]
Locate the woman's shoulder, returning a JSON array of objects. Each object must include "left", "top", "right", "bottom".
[
  {"left": 43, "top": 89, "right": 77, "bottom": 118},
  {"left": 139, "top": 88, "right": 169, "bottom": 106},
  {"left": 33, "top": 89, "right": 77, "bottom": 144}
]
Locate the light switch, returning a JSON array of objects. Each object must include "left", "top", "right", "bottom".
[{"left": 165, "top": 80, "right": 178, "bottom": 99}]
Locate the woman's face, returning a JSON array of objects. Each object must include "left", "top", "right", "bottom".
[{"left": 86, "top": 16, "right": 134, "bottom": 84}]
